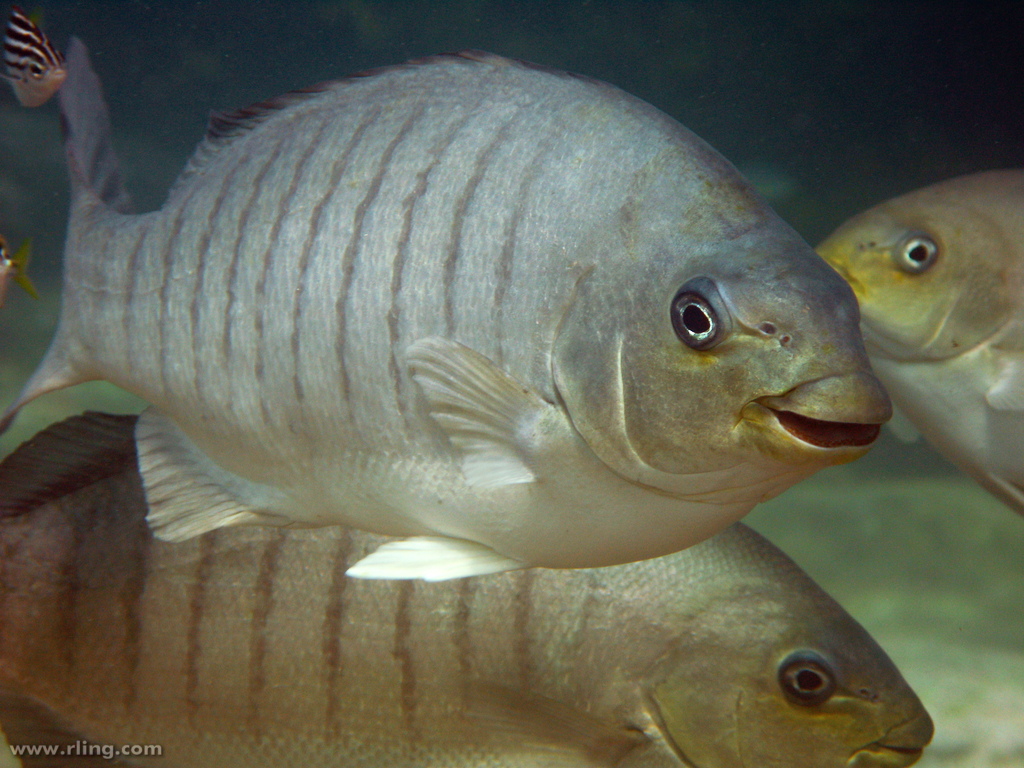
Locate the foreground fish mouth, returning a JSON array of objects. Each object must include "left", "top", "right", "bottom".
[{"left": 768, "top": 408, "right": 881, "bottom": 448}]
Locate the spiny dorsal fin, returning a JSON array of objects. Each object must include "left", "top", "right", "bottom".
[
  {"left": 169, "top": 50, "right": 599, "bottom": 195},
  {"left": 0, "top": 412, "right": 138, "bottom": 517}
]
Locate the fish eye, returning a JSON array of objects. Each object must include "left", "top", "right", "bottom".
[
  {"left": 778, "top": 651, "right": 837, "bottom": 706},
  {"left": 895, "top": 235, "right": 938, "bottom": 274},
  {"left": 670, "top": 277, "right": 728, "bottom": 350}
]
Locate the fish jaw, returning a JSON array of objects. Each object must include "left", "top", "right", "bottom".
[{"left": 847, "top": 709, "right": 934, "bottom": 767}]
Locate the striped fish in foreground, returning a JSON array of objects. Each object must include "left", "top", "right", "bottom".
[
  {"left": 1, "top": 39, "right": 891, "bottom": 580},
  {"left": 2, "top": 5, "right": 65, "bottom": 107},
  {"left": 0, "top": 414, "right": 932, "bottom": 768}
]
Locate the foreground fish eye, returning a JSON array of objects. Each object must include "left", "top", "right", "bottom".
[
  {"left": 895, "top": 235, "right": 938, "bottom": 274},
  {"left": 671, "top": 278, "right": 726, "bottom": 350},
  {"left": 778, "top": 651, "right": 837, "bottom": 706}
]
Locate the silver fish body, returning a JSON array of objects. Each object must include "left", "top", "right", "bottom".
[
  {"left": 2, "top": 5, "right": 65, "bottom": 107},
  {"left": 819, "top": 170, "right": 1024, "bottom": 515},
  {"left": 4, "top": 41, "right": 890, "bottom": 578},
  {"left": 0, "top": 414, "right": 932, "bottom": 768}
]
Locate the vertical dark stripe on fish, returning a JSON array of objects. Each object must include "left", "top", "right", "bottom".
[
  {"left": 55, "top": 496, "right": 90, "bottom": 690},
  {"left": 513, "top": 570, "right": 535, "bottom": 691},
  {"left": 120, "top": 510, "right": 152, "bottom": 715},
  {"left": 335, "top": 103, "right": 427, "bottom": 416},
  {"left": 122, "top": 223, "right": 151, "bottom": 377},
  {"left": 387, "top": 103, "right": 483, "bottom": 424},
  {"left": 292, "top": 106, "right": 381, "bottom": 406},
  {"left": 253, "top": 113, "right": 333, "bottom": 425},
  {"left": 442, "top": 117, "right": 517, "bottom": 337},
  {"left": 247, "top": 530, "right": 286, "bottom": 731},
  {"left": 185, "top": 532, "right": 218, "bottom": 728},
  {"left": 453, "top": 577, "right": 476, "bottom": 701},
  {"left": 222, "top": 136, "right": 288, "bottom": 363},
  {"left": 158, "top": 185, "right": 205, "bottom": 401},
  {"left": 493, "top": 136, "right": 557, "bottom": 366},
  {"left": 322, "top": 529, "right": 352, "bottom": 738},
  {"left": 393, "top": 580, "right": 418, "bottom": 731},
  {"left": 190, "top": 152, "right": 250, "bottom": 405}
]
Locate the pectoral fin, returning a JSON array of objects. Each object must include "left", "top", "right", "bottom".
[
  {"left": 346, "top": 536, "right": 524, "bottom": 580},
  {"left": 466, "top": 684, "right": 645, "bottom": 767},
  {"left": 407, "top": 337, "right": 560, "bottom": 489},
  {"left": 987, "top": 355, "right": 1024, "bottom": 410},
  {"left": 136, "top": 408, "right": 287, "bottom": 542}
]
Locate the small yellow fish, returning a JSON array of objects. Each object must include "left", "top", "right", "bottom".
[
  {"left": 0, "top": 235, "right": 38, "bottom": 308},
  {"left": 2, "top": 5, "right": 65, "bottom": 107},
  {"left": 818, "top": 170, "right": 1024, "bottom": 514}
]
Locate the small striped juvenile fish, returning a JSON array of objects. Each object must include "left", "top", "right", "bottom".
[
  {"left": 0, "top": 414, "right": 932, "bottom": 768},
  {"left": 0, "top": 235, "right": 37, "bottom": 309},
  {"left": 2, "top": 5, "right": 65, "bottom": 107},
  {"left": 2, "top": 39, "right": 890, "bottom": 579}
]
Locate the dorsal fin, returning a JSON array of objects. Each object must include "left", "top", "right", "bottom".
[
  {"left": 167, "top": 50, "right": 599, "bottom": 197},
  {"left": 0, "top": 412, "right": 138, "bottom": 517}
]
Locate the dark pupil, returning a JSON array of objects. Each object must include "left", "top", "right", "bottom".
[
  {"left": 795, "top": 669, "right": 823, "bottom": 691},
  {"left": 907, "top": 243, "right": 930, "bottom": 263},
  {"left": 682, "top": 303, "right": 711, "bottom": 335}
]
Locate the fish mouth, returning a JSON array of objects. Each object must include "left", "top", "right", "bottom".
[
  {"left": 768, "top": 408, "right": 881, "bottom": 448},
  {"left": 847, "top": 744, "right": 924, "bottom": 768}
]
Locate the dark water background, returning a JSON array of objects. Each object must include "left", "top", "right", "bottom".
[{"left": 1, "top": 2, "right": 1023, "bottom": 765}]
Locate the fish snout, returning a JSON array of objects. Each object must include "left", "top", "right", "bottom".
[
  {"left": 757, "top": 371, "right": 892, "bottom": 449},
  {"left": 852, "top": 709, "right": 934, "bottom": 768}
]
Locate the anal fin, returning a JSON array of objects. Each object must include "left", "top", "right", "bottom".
[
  {"left": 135, "top": 408, "right": 286, "bottom": 542},
  {"left": 346, "top": 536, "right": 524, "bottom": 581}
]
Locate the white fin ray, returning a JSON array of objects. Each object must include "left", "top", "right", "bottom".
[
  {"left": 136, "top": 408, "right": 287, "bottom": 542},
  {"left": 407, "top": 336, "right": 554, "bottom": 488},
  {"left": 986, "top": 355, "right": 1024, "bottom": 411},
  {"left": 346, "top": 536, "right": 524, "bottom": 580}
]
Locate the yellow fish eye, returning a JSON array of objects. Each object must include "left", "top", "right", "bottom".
[{"left": 895, "top": 235, "right": 938, "bottom": 274}]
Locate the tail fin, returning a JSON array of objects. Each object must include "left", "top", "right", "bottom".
[
  {"left": 58, "top": 36, "right": 131, "bottom": 212},
  {"left": 0, "top": 38, "right": 131, "bottom": 435}
]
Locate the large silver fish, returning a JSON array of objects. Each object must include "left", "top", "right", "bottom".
[
  {"left": 1, "top": 39, "right": 890, "bottom": 579},
  {"left": 0, "top": 414, "right": 932, "bottom": 768},
  {"left": 818, "top": 170, "right": 1024, "bottom": 516}
]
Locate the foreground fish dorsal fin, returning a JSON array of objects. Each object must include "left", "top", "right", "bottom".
[
  {"left": 986, "top": 355, "right": 1024, "bottom": 411},
  {"left": 466, "top": 684, "right": 645, "bottom": 767},
  {"left": 0, "top": 412, "right": 137, "bottom": 517},
  {"left": 407, "top": 336, "right": 557, "bottom": 488},
  {"left": 346, "top": 536, "right": 525, "bottom": 581},
  {"left": 0, "top": 690, "right": 129, "bottom": 766},
  {"left": 136, "top": 408, "right": 287, "bottom": 542}
]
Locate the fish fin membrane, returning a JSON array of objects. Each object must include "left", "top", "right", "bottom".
[
  {"left": 986, "top": 355, "right": 1024, "bottom": 410},
  {"left": 346, "top": 536, "right": 524, "bottom": 580},
  {"left": 467, "top": 685, "right": 645, "bottom": 766},
  {"left": 884, "top": 406, "right": 922, "bottom": 443},
  {"left": 0, "top": 412, "right": 138, "bottom": 517},
  {"left": 58, "top": 37, "right": 132, "bottom": 213},
  {"left": 136, "top": 408, "right": 286, "bottom": 542},
  {"left": 407, "top": 336, "right": 554, "bottom": 489},
  {"left": 0, "top": 354, "right": 85, "bottom": 437},
  {"left": 0, "top": 689, "right": 129, "bottom": 767}
]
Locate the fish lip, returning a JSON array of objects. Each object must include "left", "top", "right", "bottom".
[
  {"left": 848, "top": 743, "right": 925, "bottom": 768},
  {"left": 763, "top": 406, "right": 882, "bottom": 448}
]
